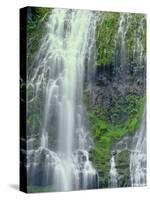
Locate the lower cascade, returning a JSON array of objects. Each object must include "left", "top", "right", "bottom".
[
  {"left": 109, "top": 155, "right": 118, "bottom": 187},
  {"left": 130, "top": 112, "right": 146, "bottom": 187},
  {"left": 109, "top": 112, "right": 146, "bottom": 187},
  {"left": 27, "top": 9, "right": 98, "bottom": 191}
]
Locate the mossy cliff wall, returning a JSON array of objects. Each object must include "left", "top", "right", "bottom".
[
  {"left": 27, "top": 7, "right": 52, "bottom": 71},
  {"left": 84, "top": 12, "right": 146, "bottom": 187}
]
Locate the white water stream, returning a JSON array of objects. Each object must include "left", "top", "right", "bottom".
[
  {"left": 130, "top": 112, "right": 146, "bottom": 186},
  {"left": 109, "top": 155, "right": 118, "bottom": 187},
  {"left": 27, "top": 8, "right": 98, "bottom": 191}
]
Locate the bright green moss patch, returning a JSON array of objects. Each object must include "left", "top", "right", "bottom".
[
  {"left": 96, "top": 13, "right": 146, "bottom": 66},
  {"left": 86, "top": 94, "right": 145, "bottom": 186},
  {"left": 126, "top": 14, "right": 146, "bottom": 64},
  {"left": 96, "top": 13, "right": 120, "bottom": 65},
  {"left": 27, "top": 7, "right": 52, "bottom": 68}
]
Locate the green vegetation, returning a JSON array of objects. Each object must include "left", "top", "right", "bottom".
[
  {"left": 96, "top": 13, "right": 146, "bottom": 66},
  {"left": 96, "top": 12, "right": 120, "bottom": 65},
  {"left": 116, "top": 150, "right": 130, "bottom": 186},
  {"left": 85, "top": 94, "right": 145, "bottom": 186},
  {"left": 126, "top": 14, "right": 146, "bottom": 64},
  {"left": 27, "top": 7, "right": 52, "bottom": 68},
  {"left": 89, "top": 13, "right": 146, "bottom": 186},
  {"left": 26, "top": 7, "right": 53, "bottom": 144}
]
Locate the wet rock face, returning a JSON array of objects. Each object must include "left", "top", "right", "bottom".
[
  {"left": 115, "top": 150, "right": 130, "bottom": 187},
  {"left": 111, "top": 136, "right": 132, "bottom": 187},
  {"left": 88, "top": 63, "right": 146, "bottom": 123},
  {"left": 110, "top": 114, "right": 146, "bottom": 188},
  {"left": 83, "top": 61, "right": 146, "bottom": 188}
]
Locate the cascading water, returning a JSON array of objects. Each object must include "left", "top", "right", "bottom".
[
  {"left": 130, "top": 112, "right": 146, "bottom": 187},
  {"left": 115, "top": 13, "right": 132, "bottom": 70},
  {"left": 109, "top": 112, "right": 146, "bottom": 187},
  {"left": 27, "top": 9, "right": 98, "bottom": 191},
  {"left": 129, "top": 17, "right": 146, "bottom": 186},
  {"left": 109, "top": 155, "right": 118, "bottom": 187}
]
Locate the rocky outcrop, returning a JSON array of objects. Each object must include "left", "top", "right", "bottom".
[
  {"left": 115, "top": 150, "right": 130, "bottom": 187},
  {"left": 110, "top": 113, "right": 146, "bottom": 187},
  {"left": 86, "top": 63, "right": 146, "bottom": 124}
]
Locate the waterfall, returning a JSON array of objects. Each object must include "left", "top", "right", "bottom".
[
  {"left": 108, "top": 12, "right": 146, "bottom": 187},
  {"left": 114, "top": 13, "right": 132, "bottom": 70},
  {"left": 109, "top": 155, "right": 118, "bottom": 187},
  {"left": 109, "top": 112, "right": 146, "bottom": 187},
  {"left": 27, "top": 8, "right": 98, "bottom": 191},
  {"left": 129, "top": 17, "right": 146, "bottom": 186},
  {"left": 130, "top": 112, "right": 146, "bottom": 186}
]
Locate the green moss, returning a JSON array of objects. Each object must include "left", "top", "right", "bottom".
[
  {"left": 96, "top": 12, "right": 146, "bottom": 66},
  {"left": 27, "top": 7, "right": 52, "bottom": 68},
  {"left": 125, "top": 94, "right": 145, "bottom": 134},
  {"left": 86, "top": 94, "right": 145, "bottom": 186},
  {"left": 126, "top": 14, "right": 146, "bottom": 64},
  {"left": 116, "top": 150, "right": 129, "bottom": 164},
  {"left": 115, "top": 150, "right": 130, "bottom": 186},
  {"left": 90, "top": 146, "right": 111, "bottom": 186},
  {"left": 96, "top": 13, "right": 120, "bottom": 65},
  {"left": 26, "top": 7, "right": 53, "bottom": 147}
]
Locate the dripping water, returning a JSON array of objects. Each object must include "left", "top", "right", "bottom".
[{"left": 130, "top": 111, "right": 146, "bottom": 187}]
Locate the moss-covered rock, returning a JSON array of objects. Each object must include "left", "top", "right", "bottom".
[
  {"left": 27, "top": 7, "right": 52, "bottom": 70},
  {"left": 85, "top": 12, "right": 146, "bottom": 187},
  {"left": 96, "top": 12, "right": 146, "bottom": 67},
  {"left": 96, "top": 12, "right": 120, "bottom": 65},
  {"left": 115, "top": 150, "right": 130, "bottom": 187}
]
